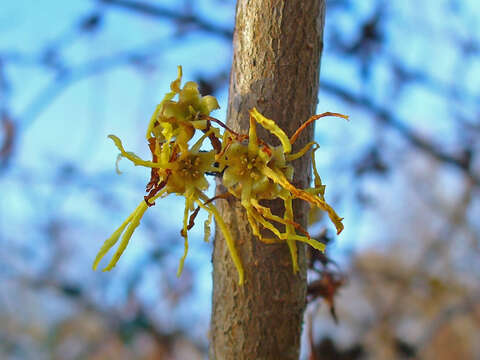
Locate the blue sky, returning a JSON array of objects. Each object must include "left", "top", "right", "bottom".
[{"left": 2, "top": 0, "right": 479, "bottom": 353}]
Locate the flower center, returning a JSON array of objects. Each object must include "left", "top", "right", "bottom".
[
  {"left": 180, "top": 155, "right": 202, "bottom": 179},
  {"left": 238, "top": 154, "right": 263, "bottom": 179}
]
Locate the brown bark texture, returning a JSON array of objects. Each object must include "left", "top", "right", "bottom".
[{"left": 210, "top": 1, "right": 326, "bottom": 359}]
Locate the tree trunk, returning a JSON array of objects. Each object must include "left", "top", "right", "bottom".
[{"left": 210, "top": 1, "right": 326, "bottom": 359}]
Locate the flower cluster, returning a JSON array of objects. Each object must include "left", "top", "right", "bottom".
[{"left": 93, "top": 67, "right": 347, "bottom": 284}]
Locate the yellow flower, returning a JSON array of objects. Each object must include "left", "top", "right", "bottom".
[
  {"left": 93, "top": 68, "right": 244, "bottom": 284},
  {"left": 166, "top": 150, "right": 214, "bottom": 194},
  {"left": 216, "top": 109, "right": 327, "bottom": 271},
  {"left": 217, "top": 108, "right": 347, "bottom": 272},
  {"left": 94, "top": 65, "right": 347, "bottom": 286},
  {"left": 94, "top": 129, "right": 244, "bottom": 283},
  {"left": 145, "top": 66, "right": 220, "bottom": 152}
]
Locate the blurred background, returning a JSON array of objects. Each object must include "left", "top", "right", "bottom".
[{"left": 1, "top": 0, "right": 479, "bottom": 359}]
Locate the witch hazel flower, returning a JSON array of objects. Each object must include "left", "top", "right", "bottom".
[{"left": 93, "top": 66, "right": 347, "bottom": 285}]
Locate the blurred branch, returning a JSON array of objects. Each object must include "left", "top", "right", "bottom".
[
  {"left": 321, "top": 80, "right": 480, "bottom": 186},
  {"left": 417, "top": 292, "right": 480, "bottom": 355},
  {"left": 18, "top": 37, "right": 172, "bottom": 130},
  {"left": 388, "top": 57, "right": 480, "bottom": 104},
  {"left": 98, "top": 0, "right": 233, "bottom": 39},
  {"left": 0, "top": 12, "right": 103, "bottom": 74},
  {"left": 23, "top": 276, "right": 201, "bottom": 354},
  {"left": 0, "top": 113, "right": 15, "bottom": 169}
]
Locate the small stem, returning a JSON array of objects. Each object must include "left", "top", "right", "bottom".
[{"left": 290, "top": 112, "right": 348, "bottom": 145}]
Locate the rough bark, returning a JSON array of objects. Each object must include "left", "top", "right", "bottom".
[{"left": 210, "top": 1, "right": 326, "bottom": 359}]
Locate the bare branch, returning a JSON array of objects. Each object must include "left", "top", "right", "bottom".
[
  {"left": 98, "top": 0, "right": 233, "bottom": 39},
  {"left": 18, "top": 38, "right": 171, "bottom": 129}
]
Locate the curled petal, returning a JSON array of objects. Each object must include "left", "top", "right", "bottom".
[
  {"left": 261, "top": 166, "right": 344, "bottom": 234},
  {"left": 145, "top": 66, "right": 183, "bottom": 139},
  {"left": 284, "top": 195, "right": 299, "bottom": 273},
  {"left": 114, "top": 154, "right": 123, "bottom": 174},
  {"left": 250, "top": 107, "right": 291, "bottom": 154},
  {"left": 196, "top": 192, "right": 244, "bottom": 285},
  {"left": 286, "top": 141, "right": 317, "bottom": 162},
  {"left": 311, "top": 144, "right": 326, "bottom": 195},
  {"left": 249, "top": 207, "right": 284, "bottom": 240},
  {"left": 93, "top": 189, "right": 167, "bottom": 271},
  {"left": 199, "top": 95, "right": 220, "bottom": 115},
  {"left": 170, "top": 65, "right": 183, "bottom": 93},
  {"left": 291, "top": 234, "right": 326, "bottom": 252},
  {"left": 103, "top": 201, "right": 148, "bottom": 271},
  {"left": 177, "top": 195, "right": 192, "bottom": 277},
  {"left": 108, "top": 135, "right": 165, "bottom": 169},
  {"left": 92, "top": 209, "right": 136, "bottom": 271},
  {"left": 248, "top": 113, "right": 259, "bottom": 157}
]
